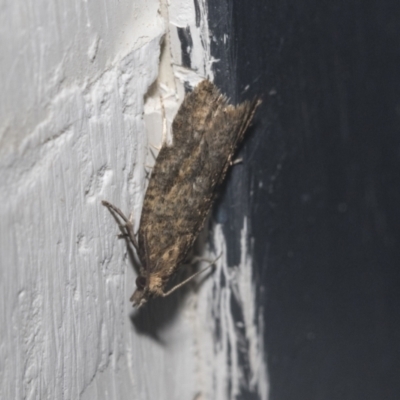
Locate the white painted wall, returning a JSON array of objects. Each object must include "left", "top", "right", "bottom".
[{"left": 0, "top": 0, "right": 268, "bottom": 399}]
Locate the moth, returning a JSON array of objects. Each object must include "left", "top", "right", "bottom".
[{"left": 103, "top": 80, "right": 260, "bottom": 307}]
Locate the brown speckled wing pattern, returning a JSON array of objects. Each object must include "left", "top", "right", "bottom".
[{"left": 137, "top": 80, "right": 260, "bottom": 290}]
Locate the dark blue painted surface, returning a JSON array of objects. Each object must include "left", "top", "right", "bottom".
[{"left": 208, "top": 1, "right": 400, "bottom": 399}]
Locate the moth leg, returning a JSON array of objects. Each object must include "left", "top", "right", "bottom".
[
  {"left": 149, "top": 143, "right": 161, "bottom": 152},
  {"left": 147, "top": 146, "right": 158, "bottom": 162},
  {"left": 144, "top": 148, "right": 157, "bottom": 176},
  {"left": 101, "top": 200, "right": 139, "bottom": 252},
  {"left": 117, "top": 211, "right": 135, "bottom": 239},
  {"left": 230, "top": 158, "right": 243, "bottom": 166},
  {"left": 144, "top": 166, "right": 152, "bottom": 180},
  {"left": 161, "top": 254, "right": 221, "bottom": 298}
]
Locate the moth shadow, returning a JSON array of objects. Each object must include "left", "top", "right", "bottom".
[
  {"left": 129, "top": 265, "right": 214, "bottom": 343},
  {"left": 129, "top": 275, "right": 190, "bottom": 343}
]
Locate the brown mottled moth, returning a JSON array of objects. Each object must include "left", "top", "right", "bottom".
[{"left": 103, "top": 80, "right": 260, "bottom": 307}]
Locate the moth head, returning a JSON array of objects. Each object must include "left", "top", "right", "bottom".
[{"left": 130, "top": 275, "right": 149, "bottom": 307}]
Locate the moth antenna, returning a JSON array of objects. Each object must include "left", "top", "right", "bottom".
[
  {"left": 161, "top": 254, "right": 221, "bottom": 297},
  {"left": 102, "top": 200, "right": 139, "bottom": 252}
]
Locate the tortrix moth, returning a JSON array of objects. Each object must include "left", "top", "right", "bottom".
[{"left": 103, "top": 80, "right": 261, "bottom": 307}]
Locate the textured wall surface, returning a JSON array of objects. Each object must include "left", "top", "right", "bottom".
[{"left": 0, "top": 0, "right": 268, "bottom": 399}]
